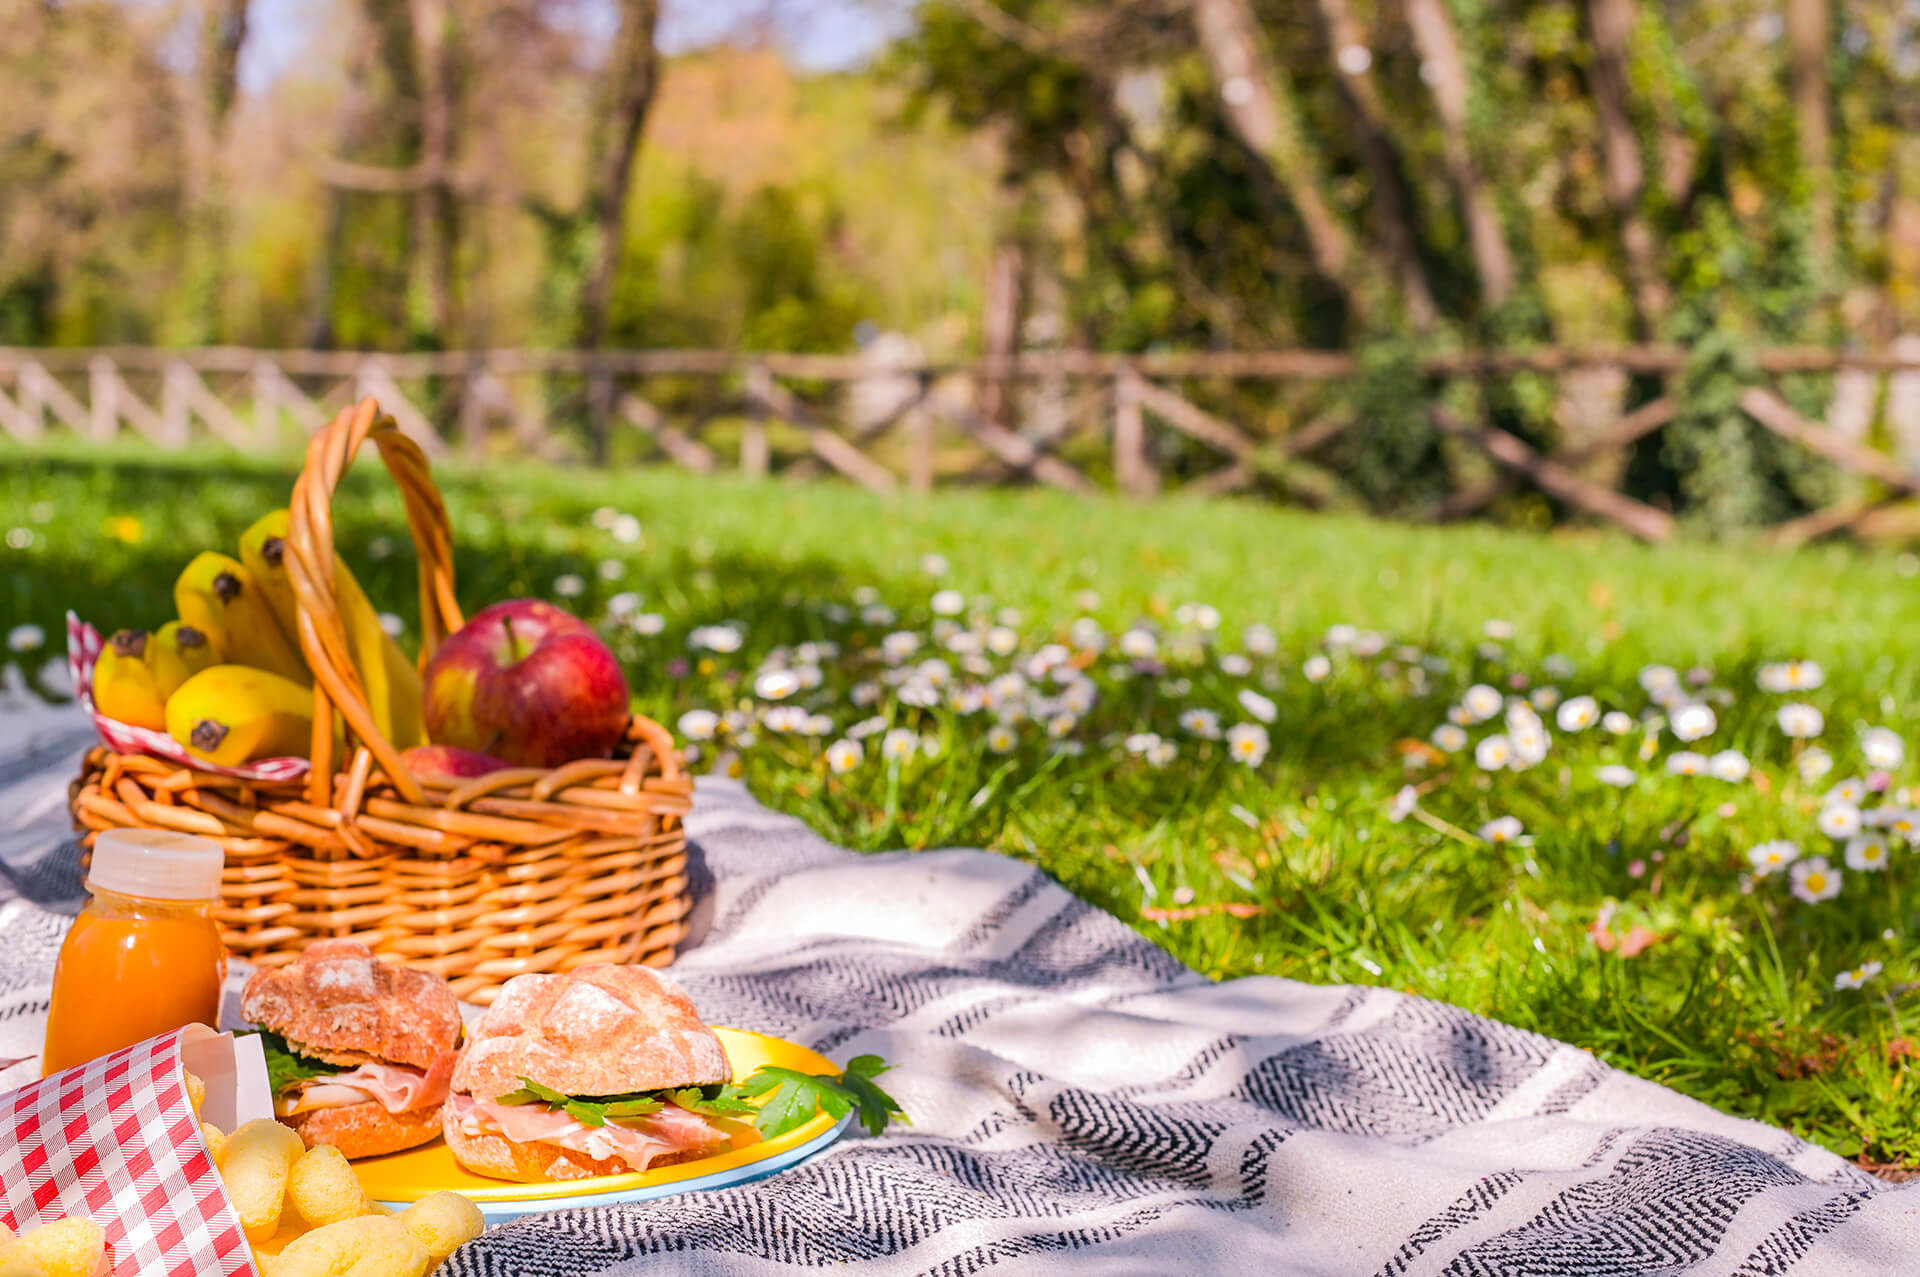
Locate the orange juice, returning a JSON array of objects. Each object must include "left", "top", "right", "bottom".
[{"left": 42, "top": 829, "right": 226, "bottom": 1077}]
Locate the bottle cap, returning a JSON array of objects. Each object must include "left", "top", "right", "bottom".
[{"left": 87, "top": 829, "right": 224, "bottom": 902}]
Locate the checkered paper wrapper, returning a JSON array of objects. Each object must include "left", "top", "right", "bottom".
[
  {"left": 66, "top": 613, "right": 309, "bottom": 783},
  {"left": 0, "top": 1025, "right": 270, "bottom": 1277}
]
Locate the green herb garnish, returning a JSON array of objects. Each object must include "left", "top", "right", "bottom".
[
  {"left": 496, "top": 1055, "right": 907, "bottom": 1140},
  {"left": 253, "top": 1031, "right": 336, "bottom": 1096}
]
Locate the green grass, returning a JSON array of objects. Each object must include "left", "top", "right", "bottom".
[{"left": 8, "top": 436, "right": 1920, "bottom": 1168}]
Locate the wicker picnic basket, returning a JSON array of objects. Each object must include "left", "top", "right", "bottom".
[{"left": 67, "top": 398, "right": 694, "bottom": 1003}]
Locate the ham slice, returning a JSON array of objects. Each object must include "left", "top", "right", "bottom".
[
  {"left": 446, "top": 1092, "right": 729, "bottom": 1173},
  {"left": 281, "top": 1051, "right": 455, "bottom": 1117}
]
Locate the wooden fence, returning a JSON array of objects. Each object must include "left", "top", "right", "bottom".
[{"left": 6, "top": 344, "right": 1920, "bottom": 543}]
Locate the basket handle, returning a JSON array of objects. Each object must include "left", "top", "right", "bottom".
[{"left": 285, "top": 398, "right": 463, "bottom": 809}]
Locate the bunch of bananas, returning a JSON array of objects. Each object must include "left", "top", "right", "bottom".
[{"left": 93, "top": 511, "right": 425, "bottom": 766}]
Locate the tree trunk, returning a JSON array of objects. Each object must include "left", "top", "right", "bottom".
[
  {"left": 576, "top": 0, "right": 662, "bottom": 351},
  {"left": 1583, "top": 0, "right": 1666, "bottom": 337},
  {"left": 979, "top": 236, "right": 1024, "bottom": 428},
  {"left": 410, "top": 0, "right": 459, "bottom": 344},
  {"left": 1786, "top": 0, "right": 1833, "bottom": 285},
  {"left": 177, "top": 0, "right": 249, "bottom": 343},
  {"left": 1405, "top": 0, "right": 1515, "bottom": 311},
  {"left": 1191, "top": 0, "right": 1373, "bottom": 326},
  {"left": 1313, "top": 0, "right": 1436, "bottom": 330}
]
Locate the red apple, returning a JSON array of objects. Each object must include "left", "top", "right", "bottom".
[
  {"left": 401, "top": 744, "right": 517, "bottom": 780},
  {"left": 422, "top": 599, "right": 630, "bottom": 767}
]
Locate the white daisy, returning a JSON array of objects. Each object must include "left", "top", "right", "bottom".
[
  {"left": 1747, "top": 840, "right": 1799, "bottom": 876},
  {"left": 1483, "top": 619, "right": 1515, "bottom": 641},
  {"left": 1778, "top": 703, "right": 1824, "bottom": 738},
  {"left": 1708, "top": 750, "right": 1750, "bottom": 782},
  {"left": 690, "top": 624, "right": 744, "bottom": 653},
  {"left": 1798, "top": 747, "right": 1834, "bottom": 782},
  {"left": 881, "top": 728, "right": 919, "bottom": 762},
  {"left": 678, "top": 709, "right": 720, "bottom": 741},
  {"left": 882, "top": 631, "right": 922, "bottom": 664},
  {"left": 1181, "top": 709, "right": 1223, "bottom": 740},
  {"left": 1061, "top": 679, "right": 1097, "bottom": 715},
  {"left": 1602, "top": 711, "right": 1634, "bottom": 735},
  {"left": 1243, "top": 624, "right": 1278, "bottom": 656},
  {"left": 1388, "top": 785, "right": 1418, "bottom": 823},
  {"left": 931, "top": 589, "right": 965, "bottom": 616},
  {"left": 1667, "top": 751, "right": 1708, "bottom": 776},
  {"left": 1758, "top": 661, "right": 1824, "bottom": 693},
  {"left": 862, "top": 603, "right": 897, "bottom": 626},
  {"left": 1670, "top": 703, "right": 1717, "bottom": 742},
  {"left": 1834, "top": 960, "right": 1883, "bottom": 991},
  {"left": 1506, "top": 702, "right": 1549, "bottom": 767},
  {"left": 1638, "top": 664, "right": 1680, "bottom": 695},
  {"left": 1845, "top": 833, "right": 1891, "bottom": 872},
  {"left": 1145, "top": 740, "right": 1177, "bottom": 767},
  {"left": 1226, "top": 723, "right": 1270, "bottom": 766},
  {"left": 1474, "top": 735, "right": 1513, "bottom": 771},
  {"left": 552, "top": 573, "right": 585, "bottom": 598},
  {"left": 1863, "top": 727, "right": 1906, "bottom": 771},
  {"left": 378, "top": 612, "right": 404, "bottom": 638},
  {"left": 597, "top": 558, "right": 625, "bottom": 581},
  {"left": 1479, "top": 815, "right": 1523, "bottom": 844},
  {"left": 1302, "top": 655, "right": 1332, "bottom": 683},
  {"left": 1461, "top": 684, "right": 1503, "bottom": 723},
  {"left": 1069, "top": 617, "right": 1106, "bottom": 653},
  {"left": 755, "top": 669, "right": 802, "bottom": 701},
  {"left": 1597, "top": 765, "right": 1638, "bottom": 788},
  {"left": 611, "top": 513, "right": 643, "bottom": 544},
  {"left": 987, "top": 626, "right": 1020, "bottom": 657},
  {"left": 631, "top": 612, "right": 666, "bottom": 636},
  {"left": 1790, "top": 856, "right": 1842, "bottom": 904},
  {"left": 1819, "top": 802, "right": 1864, "bottom": 839},
  {"left": 1119, "top": 628, "right": 1159, "bottom": 660},
  {"left": 1430, "top": 724, "right": 1468, "bottom": 753},
  {"left": 1046, "top": 712, "right": 1078, "bottom": 739},
  {"left": 1827, "top": 777, "right": 1868, "bottom": 805},
  {"left": 920, "top": 553, "right": 950, "bottom": 577},
  {"left": 826, "top": 739, "right": 863, "bottom": 773},
  {"left": 986, "top": 724, "right": 1017, "bottom": 754},
  {"left": 1237, "top": 688, "right": 1277, "bottom": 724},
  {"left": 1124, "top": 732, "right": 1161, "bottom": 755},
  {"left": 1528, "top": 686, "right": 1561, "bottom": 712}
]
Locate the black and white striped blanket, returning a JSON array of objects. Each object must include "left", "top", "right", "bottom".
[{"left": 2, "top": 703, "right": 1916, "bottom": 1275}]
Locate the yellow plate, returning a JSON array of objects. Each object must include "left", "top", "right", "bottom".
[{"left": 354, "top": 1028, "right": 847, "bottom": 1217}]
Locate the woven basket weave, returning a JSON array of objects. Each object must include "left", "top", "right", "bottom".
[{"left": 68, "top": 398, "right": 693, "bottom": 1003}]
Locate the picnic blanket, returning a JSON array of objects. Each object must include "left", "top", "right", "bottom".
[{"left": 4, "top": 701, "right": 1920, "bottom": 1275}]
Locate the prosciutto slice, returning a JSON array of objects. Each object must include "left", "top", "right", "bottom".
[
  {"left": 446, "top": 1092, "right": 729, "bottom": 1173},
  {"left": 282, "top": 1051, "right": 456, "bottom": 1116}
]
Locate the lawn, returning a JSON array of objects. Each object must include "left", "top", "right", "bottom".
[{"left": 7, "top": 436, "right": 1920, "bottom": 1169}]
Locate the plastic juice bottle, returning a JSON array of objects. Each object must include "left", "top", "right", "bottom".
[{"left": 42, "top": 829, "right": 227, "bottom": 1077}]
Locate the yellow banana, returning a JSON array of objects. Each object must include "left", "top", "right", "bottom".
[
  {"left": 165, "top": 664, "right": 316, "bottom": 766},
  {"left": 93, "top": 629, "right": 167, "bottom": 729},
  {"left": 175, "top": 552, "right": 310, "bottom": 686},
  {"left": 240, "top": 509, "right": 424, "bottom": 750},
  {"left": 151, "top": 620, "right": 222, "bottom": 698}
]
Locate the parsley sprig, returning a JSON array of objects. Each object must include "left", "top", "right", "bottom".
[{"left": 498, "top": 1054, "right": 907, "bottom": 1140}]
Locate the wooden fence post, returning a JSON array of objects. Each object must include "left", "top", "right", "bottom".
[
  {"left": 252, "top": 358, "right": 280, "bottom": 448},
  {"left": 742, "top": 363, "right": 772, "bottom": 478},
  {"left": 1113, "top": 366, "right": 1156, "bottom": 497},
  {"left": 89, "top": 357, "right": 117, "bottom": 442},
  {"left": 908, "top": 375, "right": 934, "bottom": 494},
  {"left": 587, "top": 359, "right": 614, "bottom": 465}
]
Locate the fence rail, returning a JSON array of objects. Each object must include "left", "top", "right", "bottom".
[{"left": 7, "top": 344, "right": 1920, "bottom": 544}]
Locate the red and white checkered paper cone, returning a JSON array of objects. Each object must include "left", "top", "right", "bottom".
[{"left": 0, "top": 1026, "right": 262, "bottom": 1277}]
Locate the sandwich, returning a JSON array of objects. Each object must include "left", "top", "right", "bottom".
[
  {"left": 443, "top": 965, "right": 743, "bottom": 1182},
  {"left": 240, "top": 939, "right": 463, "bottom": 1159}
]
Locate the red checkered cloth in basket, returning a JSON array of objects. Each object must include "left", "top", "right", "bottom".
[
  {"left": 66, "top": 612, "right": 309, "bottom": 782},
  {"left": 0, "top": 1028, "right": 258, "bottom": 1276}
]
